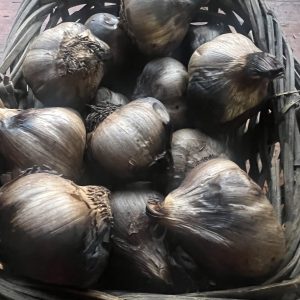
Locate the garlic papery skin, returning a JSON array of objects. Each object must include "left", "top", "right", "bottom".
[
  {"left": 187, "top": 33, "right": 284, "bottom": 130},
  {"left": 147, "top": 158, "right": 285, "bottom": 281},
  {"left": 0, "top": 107, "right": 86, "bottom": 180},
  {"left": 105, "top": 188, "right": 172, "bottom": 292},
  {"left": 90, "top": 98, "right": 171, "bottom": 179},
  {"left": 22, "top": 22, "right": 111, "bottom": 111},
  {"left": 167, "top": 128, "right": 227, "bottom": 192},
  {"left": 120, "top": 0, "right": 207, "bottom": 56},
  {"left": 0, "top": 172, "right": 112, "bottom": 287},
  {"left": 133, "top": 58, "right": 188, "bottom": 129}
]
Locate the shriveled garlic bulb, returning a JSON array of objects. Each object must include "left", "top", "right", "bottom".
[
  {"left": 187, "top": 33, "right": 284, "bottom": 130},
  {"left": 120, "top": 0, "right": 207, "bottom": 56},
  {"left": 133, "top": 58, "right": 188, "bottom": 129},
  {"left": 0, "top": 171, "right": 112, "bottom": 287},
  {"left": 22, "top": 22, "right": 111, "bottom": 111},
  {"left": 147, "top": 159, "right": 285, "bottom": 280},
  {"left": 90, "top": 98, "right": 171, "bottom": 179},
  {"left": 105, "top": 188, "right": 172, "bottom": 292},
  {"left": 0, "top": 107, "right": 86, "bottom": 180}
]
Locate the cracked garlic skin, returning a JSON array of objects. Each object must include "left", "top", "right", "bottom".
[
  {"left": 23, "top": 22, "right": 111, "bottom": 111},
  {"left": 0, "top": 172, "right": 112, "bottom": 287},
  {"left": 90, "top": 98, "right": 171, "bottom": 179},
  {"left": 147, "top": 158, "right": 285, "bottom": 281},
  {"left": 187, "top": 33, "right": 284, "bottom": 130},
  {"left": 120, "top": 0, "right": 208, "bottom": 56}
]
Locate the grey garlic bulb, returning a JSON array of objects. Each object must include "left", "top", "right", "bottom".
[
  {"left": 0, "top": 171, "right": 112, "bottom": 287},
  {"left": 147, "top": 159, "right": 286, "bottom": 280},
  {"left": 188, "top": 33, "right": 284, "bottom": 130},
  {"left": 0, "top": 107, "right": 86, "bottom": 180},
  {"left": 23, "top": 22, "right": 111, "bottom": 111},
  {"left": 120, "top": 0, "right": 207, "bottom": 56},
  {"left": 133, "top": 58, "right": 188, "bottom": 129}
]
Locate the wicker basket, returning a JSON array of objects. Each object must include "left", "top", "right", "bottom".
[{"left": 0, "top": 0, "right": 300, "bottom": 299}]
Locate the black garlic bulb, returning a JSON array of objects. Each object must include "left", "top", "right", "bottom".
[
  {"left": 23, "top": 22, "right": 111, "bottom": 111},
  {"left": 120, "top": 0, "right": 207, "bottom": 56},
  {"left": 0, "top": 171, "right": 112, "bottom": 287},
  {"left": 105, "top": 188, "right": 172, "bottom": 292},
  {"left": 166, "top": 129, "right": 227, "bottom": 192},
  {"left": 133, "top": 58, "right": 188, "bottom": 129},
  {"left": 85, "top": 13, "right": 131, "bottom": 67},
  {"left": 147, "top": 159, "right": 285, "bottom": 281},
  {"left": 90, "top": 98, "right": 171, "bottom": 179},
  {"left": 0, "top": 107, "right": 86, "bottom": 180},
  {"left": 187, "top": 33, "right": 284, "bottom": 131}
]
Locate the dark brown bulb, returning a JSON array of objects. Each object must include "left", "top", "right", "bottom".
[
  {"left": 23, "top": 22, "right": 111, "bottom": 111},
  {"left": 90, "top": 98, "right": 171, "bottom": 179},
  {"left": 187, "top": 33, "right": 284, "bottom": 132},
  {"left": 0, "top": 171, "right": 112, "bottom": 287},
  {"left": 133, "top": 58, "right": 188, "bottom": 129},
  {"left": 0, "top": 107, "right": 86, "bottom": 180},
  {"left": 104, "top": 188, "right": 172, "bottom": 292},
  {"left": 120, "top": 0, "right": 208, "bottom": 56},
  {"left": 147, "top": 159, "right": 285, "bottom": 281},
  {"left": 85, "top": 13, "right": 131, "bottom": 67},
  {"left": 166, "top": 129, "right": 227, "bottom": 192}
]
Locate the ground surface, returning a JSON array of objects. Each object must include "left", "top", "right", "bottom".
[{"left": 0, "top": 0, "right": 299, "bottom": 60}]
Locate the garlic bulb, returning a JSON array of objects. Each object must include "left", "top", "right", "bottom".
[
  {"left": 0, "top": 171, "right": 112, "bottom": 287},
  {"left": 187, "top": 33, "right": 284, "bottom": 129},
  {"left": 167, "top": 129, "right": 227, "bottom": 192},
  {"left": 90, "top": 98, "right": 171, "bottom": 179},
  {"left": 0, "top": 107, "right": 86, "bottom": 180},
  {"left": 133, "top": 58, "right": 188, "bottom": 129},
  {"left": 95, "top": 87, "right": 129, "bottom": 107},
  {"left": 85, "top": 13, "right": 131, "bottom": 67},
  {"left": 147, "top": 159, "right": 285, "bottom": 280},
  {"left": 86, "top": 103, "right": 122, "bottom": 133},
  {"left": 86, "top": 88, "right": 129, "bottom": 133},
  {"left": 120, "top": 0, "right": 207, "bottom": 56},
  {"left": 182, "top": 23, "right": 230, "bottom": 62},
  {"left": 22, "top": 22, "right": 111, "bottom": 111},
  {"left": 105, "top": 188, "right": 172, "bottom": 292}
]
